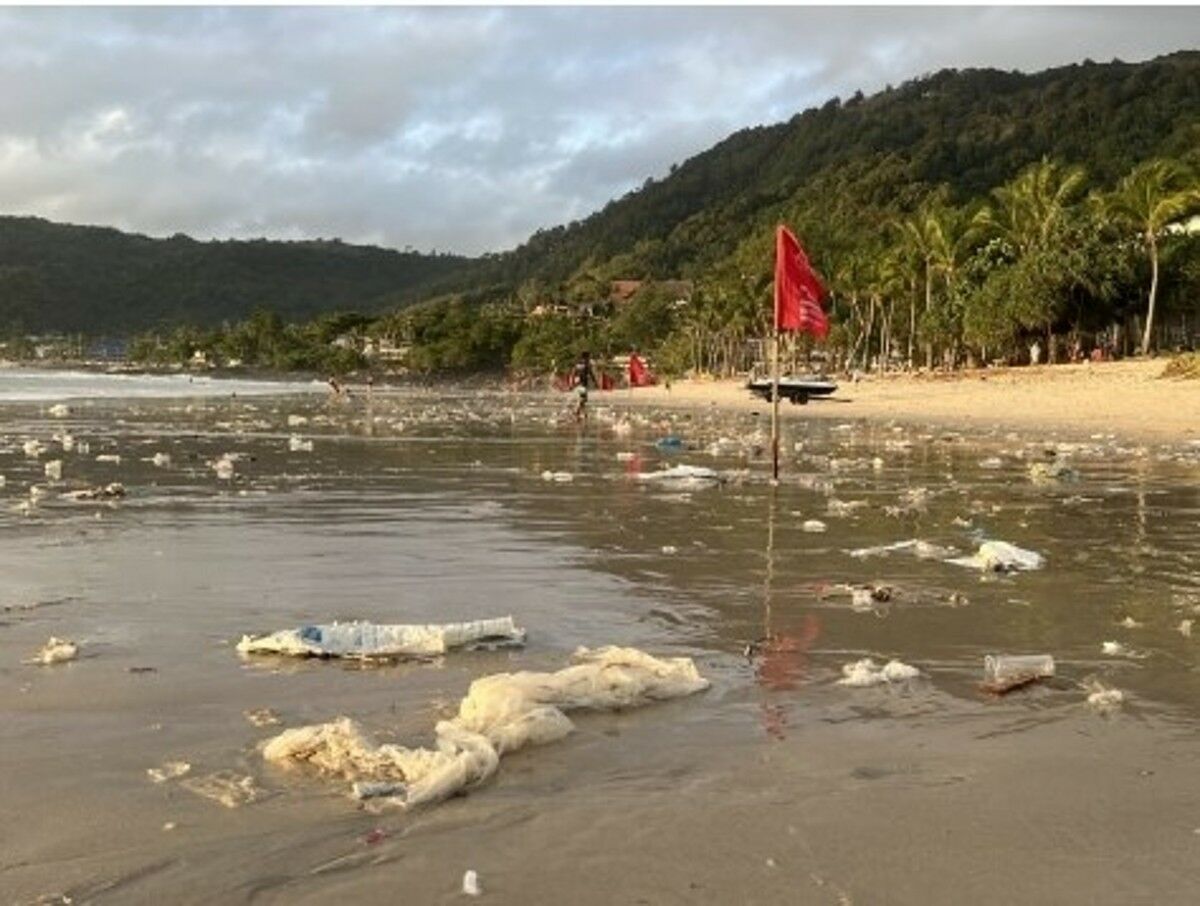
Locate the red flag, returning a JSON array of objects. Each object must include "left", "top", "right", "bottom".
[
  {"left": 774, "top": 225, "right": 827, "bottom": 337},
  {"left": 628, "top": 353, "right": 655, "bottom": 387}
]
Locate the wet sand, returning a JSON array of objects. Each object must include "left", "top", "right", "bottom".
[
  {"left": 2, "top": 383, "right": 1199, "bottom": 903},
  {"left": 610, "top": 359, "right": 1200, "bottom": 445}
]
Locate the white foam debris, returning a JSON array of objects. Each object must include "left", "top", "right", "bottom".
[
  {"left": 58, "top": 433, "right": 75, "bottom": 452},
  {"left": 152, "top": 452, "right": 172, "bottom": 467},
  {"left": 540, "top": 470, "right": 573, "bottom": 483},
  {"left": 463, "top": 870, "right": 482, "bottom": 897},
  {"left": 661, "top": 545, "right": 678, "bottom": 555},
  {"left": 1179, "top": 619, "right": 1193, "bottom": 638},
  {"left": 244, "top": 708, "right": 281, "bottom": 727},
  {"left": 802, "top": 519, "right": 827, "bottom": 533},
  {"left": 836, "top": 658, "right": 920, "bottom": 687},
  {"left": 147, "top": 760, "right": 192, "bottom": 783},
  {"left": 262, "top": 646, "right": 708, "bottom": 810},
  {"left": 32, "top": 637, "right": 79, "bottom": 665},
  {"left": 237, "top": 616, "right": 526, "bottom": 659},
  {"left": 23, "top": 439, "right": 44, "bottom": 458},
  {"left": 947, "top": 540, "right": 1044, "bottom": 573},
  {"left": 288, "top": 435, "right": 314, "bottom": 452},
  {"left": 1085, "top": 686, "right": 1125, "bottom": 712},
  {"left": 181, "top": 771, "right": 265, "bottom": 808},
  {"left": 48, "top": 403, "right": 71, "bottom": 418},
  {"left": 615, "top": 451, "right": 636, "bottom": 462},
  {"left": 1118, "top": 616, "right": 1142, "bottom": 629},
  {"left": 95, "top": 454, "right": 122, "bottom": 465},
  {"left": 1101, "top": 640, "right": 1139, "bottom": 658},
  {"left": 43, "top": 460, "right": 62, "bottom": 481},
  {"left": 287, "top": 414, "right": 309, "bottom": 428}
]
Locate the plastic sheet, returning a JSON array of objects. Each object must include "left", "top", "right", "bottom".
[
  {"left": 262, "top": 646, "right": 709, "bottom": 809},
  {"left": 237, "top": 616, "right": 526, "bottom": 660}
]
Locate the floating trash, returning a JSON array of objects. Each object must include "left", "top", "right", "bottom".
[
  {"left": 181, "top": 771, "right": 266, "bottom": 808},
  {"left": 288, "top": 435, "right": 314, "bottom": 452},
  {"left": 540, "top": 470, "right": 573, "bottom": 483},
  {"left": 61, "top": 483, "right": 126, "bottom": 501},
  {"left": 837, "top": 658, "right": 919, "bottom": 687},
  {"left": 463, "top": 870, "right": 482, "bottom": 897},
  {"left": 43, "top": 460, "right": 62, "bottom": 481},
  {"left": 147, "top": 761, "right": 192, "bottom": 783},
  {"left": 981, "top": 654, "right": 1054, "bottom": 693},
  {"left": 31, "top": 637, "right": 79, "bottom": 665},
  {"left": 237, "top": 616, "right": 526, "bottom": 660},
  {"left": 801, "top": 519, "right": 827, "bottom": 533},
  {"left": 948, "top": 540, "right": 1044, "bottom": 573},
  {"left": 262, "top": 646, "right": 708, "bottom": 810}
]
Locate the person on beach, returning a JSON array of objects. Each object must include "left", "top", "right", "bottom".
[{"left": 570, "top": 351, "right": 598, "bottom": 422}]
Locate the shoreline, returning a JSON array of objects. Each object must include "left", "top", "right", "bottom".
[{"left": 598, "top": 359, "right": 1200, "bottom": 447}]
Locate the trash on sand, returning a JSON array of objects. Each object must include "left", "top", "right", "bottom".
[
  {"left": 32, "top": 637, "right": 79, "bottom": 665},
  {"left": 837, "top": 658, "right": 920, "bottom": 687},
  {"left": 463, "top": 870, "right": 482, "bottom": 897},
  {"left": 980, "top": 654, "right": 1054, "bottom": 694},
  {"left": 1101, "top": 640, "right": 1141, "bottom": 658},
  {"left": 262, "top": 646, "right": 708, "bottom": 810},
  {"left": 213, "top": 455, "right": 236, "bottom": 480},
  {"left": 288, "top": 435, "right": 314, "bottom": 452},
  {"left": 245, "top": 708, "right": 281, "bottom": 727},
  {"left": 1083, "top": 679, "right": 1124, "bottom": 712},
  {"left": 147, "top": 760, "right": 192, "bottom": 783},
  {"left": 181, "top": 771, "right": 265, "bottom": 808},
  {"left": 1028, "top": 461, "right": 1079, "bottom": 484},
  {"left": 540, "top": 470, "right": 573, "bottom": 483},
  {"left": 948, "top": 540, "right": 1044, "bottom": 573},
  {"left": 237, "top": 616, "right": 527, "bottom": 660},
  {"left": 61, "top": 483, "right": 126, "bottom": 501},
  {"left": 848, "top": 539, "right": 954, "bottom": 560},
  {"left": 802, "top": 519, "right": 827, "bottom": 533},
  {"left": 44, "top": 460, "right": 63, "bottom": 481},
  {"left": 635, "top": 464, "right": 723, "bottom": 487}
]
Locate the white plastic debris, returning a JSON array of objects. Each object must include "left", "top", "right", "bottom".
[
  {"left": 1028, "top": 461, "right": 1079, "bottom": 484},
  {"left": 462, "top": 870, "right": 481, "bottom": 897},
  {"left": 1179, "top": 619, "right": 1193, "bottom": 638},
  {"left": 288, "top": 435, "right": 314, "bottom": 452},
  {"left": 95, "top": 454, "right": 122, "bottom": 465},
  {"left": 152, "top": 452, "right": 172, "bottom": 467},
  {"left": 59, "top": 433, "right": 75, "bottom": 452},
  {"left": 43, "top": 460, "right": 62, "bottom": 481},
  {"left": 287, "top": 414, "right": 309, "bottom": 428},
  {"left": 1118, "top": 616, "right": 1142, "bottom": 629},
  {"left": 32, "top": 637, "right": 79, "bottom": 665},
  {"left": 1084, "top": 681, "right": 1124, "bottom": 712},
  {"left": 23, "top": 439, "right": 44, "bottom": 458},
  {"left": 213, "top": 455, "right": 236, "bottom": 480},
  {"left": 237, "top": 616, "right": 526, "bottom": 659},
  {"left": 147, "top": 761, "right": 192, "bottom": 783},
  {"left": 836, "top": 658, "right": 919, "bottom": 687},
  {"left": 982, "top": 654, "right": 1054, "bottom": 693},
  {"left": 48, "top": 403, "right": 71, "bottom": 418},
  {"left": 1101, "top": 641, "right": 1138, "bottom": 657},
  {"left": 848, "top": 539, "right": 954, "bottom": 560},
  {"left": 947, "top": 540, "right": 1044, "bottom": 573},
  {"left": 802, "top": 519, "right": 827, "bottom": 533},
  {"left": 244, "top": 708, "right": 281, "bottom": 727},
  {"left": 615, "top": 451, "right": 636, "bottom": 462},
  {"left": 661, "top": 545, "right": 678, "bottom": 555},
  {"left": 540, "top": 470, "right": 573, "bottom": 483},
  {"left": 181, "top": 771, "right": 265, "bottom": 808},
  {"left": 635, "top": 464, "right": 723, "bottom": 487},
  {"left": 262, "top": 646, "right": 708, "bottom": 810}
]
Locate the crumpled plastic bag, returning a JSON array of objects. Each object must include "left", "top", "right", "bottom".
[
  {"left": 237, "top": 616, "right": 526, "bottom": 659},
  {"left": 262, "top": 646, "right": 708, "bottom": 809}
]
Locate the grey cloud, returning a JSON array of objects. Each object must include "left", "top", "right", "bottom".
[{"left": 0, "top": 7, "right": 1196, "bottom": 255}]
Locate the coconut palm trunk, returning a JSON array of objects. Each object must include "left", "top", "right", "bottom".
[{"left": 1140, "top": 230, "right": 1159, "bottom": 356}]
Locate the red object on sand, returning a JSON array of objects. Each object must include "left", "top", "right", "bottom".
[
  {"left": 600, "top": 372, "right": 615, "bottom": 391},
  {"left": 774, "top": 225, "right": 827, "bottom": 337},
  {"left": 628, "top": 353, "right": 656, "bottom": 387}
]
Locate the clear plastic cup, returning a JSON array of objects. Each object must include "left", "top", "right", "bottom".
[{"left": 984, "top": 654, "right": 1055, "bottom": 686}]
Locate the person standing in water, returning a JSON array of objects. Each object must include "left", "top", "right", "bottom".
[{"left": 570, "top": 351, "right": 598, "bottom": 422}]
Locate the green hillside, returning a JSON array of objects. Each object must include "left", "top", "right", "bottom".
[{"left": 0, "top": 217, "right": 470, "bottom": 333}]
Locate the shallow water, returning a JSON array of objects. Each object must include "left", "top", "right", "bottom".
[{"left": 2, "top": 385, "right": 1199, "bottom": 904}]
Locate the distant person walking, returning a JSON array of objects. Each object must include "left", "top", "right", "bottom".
[{"left": 570, "top": 351, "right": 598, "bottom": 422}]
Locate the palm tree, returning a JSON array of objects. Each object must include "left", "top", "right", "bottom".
[
  {"left": 978, "top": 158, "right": 1087, "bottom": 258},
  {"left": 1102, "top": 160, "right": 1200, "bottom": 355}
]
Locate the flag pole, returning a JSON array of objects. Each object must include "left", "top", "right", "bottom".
[{"left": 771, "top": 328, "right": 781, "bottom": 481}]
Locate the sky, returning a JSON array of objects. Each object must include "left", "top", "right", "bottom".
[{"left": 0, "top": 5, "right": 1197, "bottom": 256}]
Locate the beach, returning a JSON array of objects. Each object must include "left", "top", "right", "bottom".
[
  {"left": 2, "top": 371, "right": 1199, "bottom": 904},
  {"left": 611, "top": 359, "right": 1200, "bottom": 446}
]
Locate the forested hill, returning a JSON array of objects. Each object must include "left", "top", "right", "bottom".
[
  {"left": 0, "top": 217, "right": 471, "bottom": 333},
  {"left": 473, "top": 50, "right": 1199, "bottom": 292}
]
